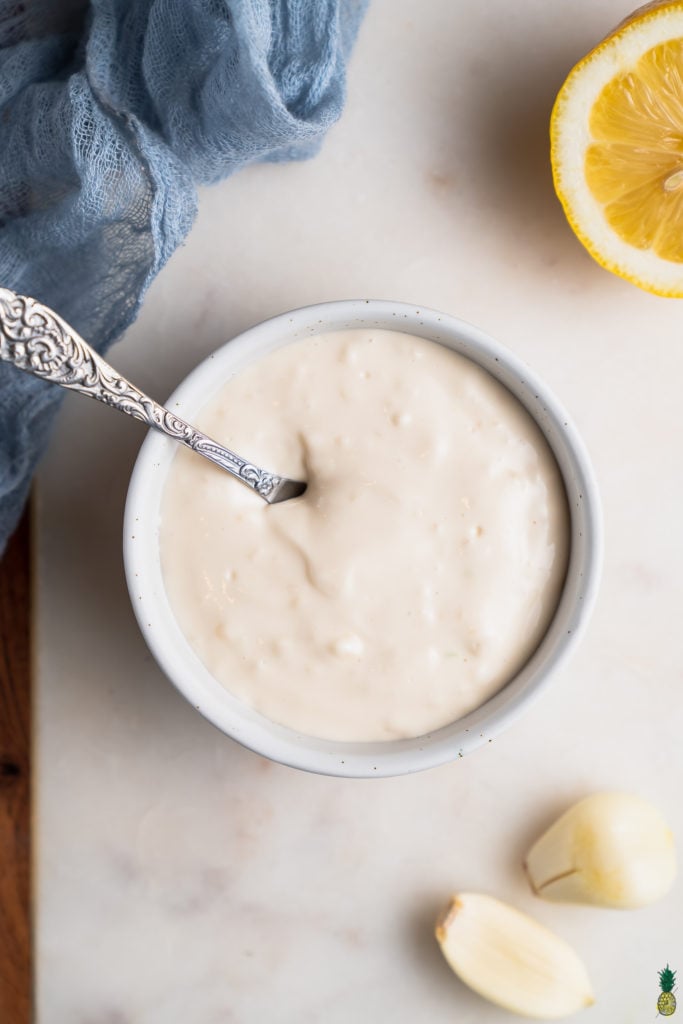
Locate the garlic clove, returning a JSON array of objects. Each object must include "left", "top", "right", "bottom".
[
  {"left": 524, "top": 791, "right": 677, "bottom": 909},
  {"left": 435, "top": 892, "right": 594, "bottom": 1019}
]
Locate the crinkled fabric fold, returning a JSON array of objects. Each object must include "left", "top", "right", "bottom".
[{"left": 0, "top": 0, "right": 367, "bottom": 553}]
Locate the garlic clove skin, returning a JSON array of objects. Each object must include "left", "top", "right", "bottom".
[
  {"left": 435, "top": 892, "right": 594, "bottom": 1019},
  {"left": 525, "top": 792, "right": 677, "bottom": 909}
]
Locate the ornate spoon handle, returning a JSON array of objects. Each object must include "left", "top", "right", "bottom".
[{"left": 0, "top": 288, "right": 305, "bottom": 503}]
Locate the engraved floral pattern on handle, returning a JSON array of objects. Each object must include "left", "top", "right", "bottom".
[{"left": 0, "top": 287, "right": 281, "bottom": 498}]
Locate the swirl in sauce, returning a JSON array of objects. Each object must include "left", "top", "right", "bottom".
[{"left": 160, "top": 330, "right": 569, "bottom": 742}]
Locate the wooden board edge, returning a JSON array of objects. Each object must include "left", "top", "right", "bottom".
[{"left": 0, "top": 507, "right": 33, "bottom": 1022}]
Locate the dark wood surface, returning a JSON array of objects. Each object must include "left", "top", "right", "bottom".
[{"left": 0, "top": 510, "right": 32, "bottom": 1023}]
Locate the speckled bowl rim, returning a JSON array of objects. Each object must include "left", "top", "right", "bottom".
[{"left": 123, "top": 299, "right": 603, "bottom": 778}]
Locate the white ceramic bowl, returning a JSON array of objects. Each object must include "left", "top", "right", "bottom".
[{"left": 124, "top": 300, "right": 602, "bottom": 778}]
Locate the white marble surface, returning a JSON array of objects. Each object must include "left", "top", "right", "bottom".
[{"left": 36, "top": 1, "right": 683, "bottom": 1021}]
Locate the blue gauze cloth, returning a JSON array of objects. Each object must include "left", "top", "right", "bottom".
[{"left": 0, "top": 0, "right": 367, "bottom": 554}]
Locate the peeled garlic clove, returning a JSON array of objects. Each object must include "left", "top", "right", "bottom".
[
  {"left": 435, "top": 892, "right": 594, "bottom": 1019},
  {"left": 525, "top": 791, "right": 677, "bottom": 909}
]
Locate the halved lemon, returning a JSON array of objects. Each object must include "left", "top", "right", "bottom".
[{"left": 551, "top": 1, "right": 683, "bottom": 296}]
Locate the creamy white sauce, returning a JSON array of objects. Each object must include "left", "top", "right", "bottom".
[{"left": 160, "top": 330, "right": 568, "bottom": 742}]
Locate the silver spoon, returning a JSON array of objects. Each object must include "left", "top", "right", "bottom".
[{"left": 0, "top": 287, "right": 306, "bottom": 504}]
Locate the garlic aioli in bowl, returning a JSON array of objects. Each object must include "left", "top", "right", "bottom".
[{"left": 160, "top": 329, "right": 568, "bottom": 742}]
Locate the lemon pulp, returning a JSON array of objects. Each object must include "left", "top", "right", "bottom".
[{"left": 586, "top": 37, "right": 683, "bottom": 262}]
